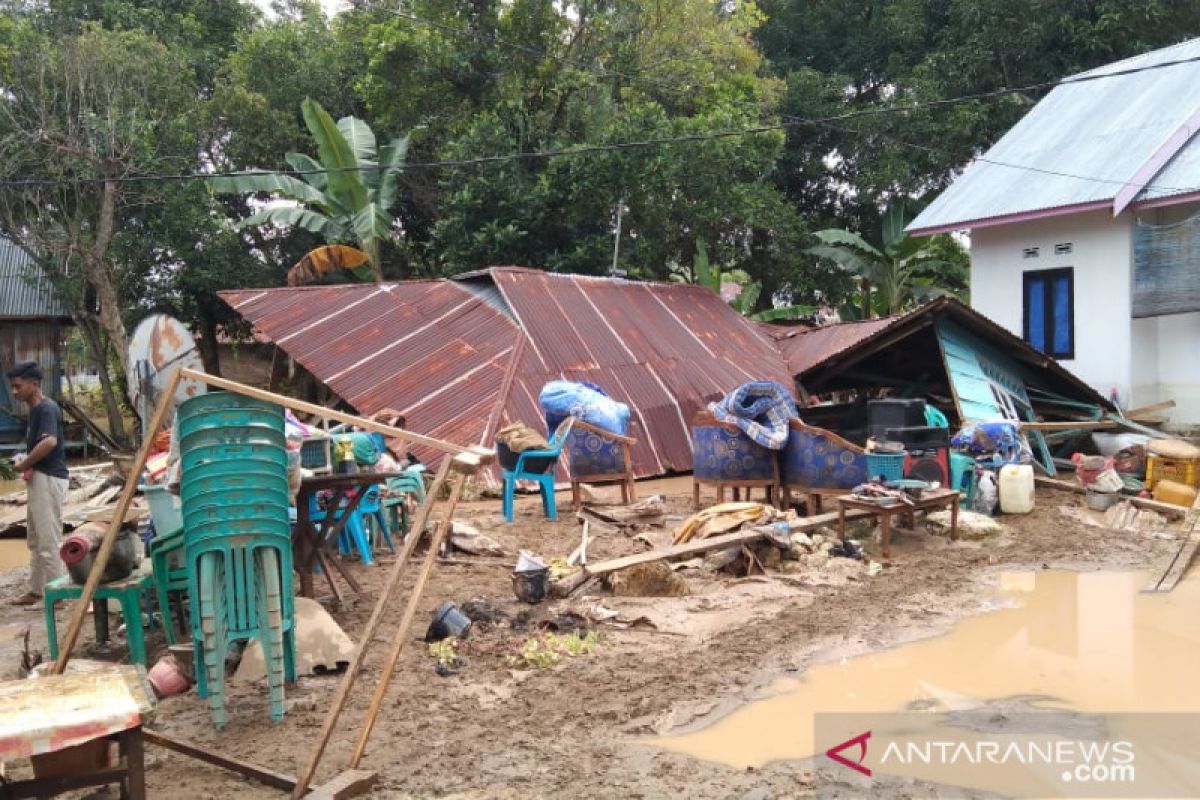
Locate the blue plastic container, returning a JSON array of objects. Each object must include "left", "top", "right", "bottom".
[{"left": 866, "top": 452, "right": 907, "bottom": 482}]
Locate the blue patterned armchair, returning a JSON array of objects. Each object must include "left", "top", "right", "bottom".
[
  {"left": 562, "top": 419, "right": 638, "bottom": 508},
  {"left": 780, "top": 420, "right": 869, "bottom": 512},
  {"left": 691, "top": 409, "right": 781, "bottom": 509}
]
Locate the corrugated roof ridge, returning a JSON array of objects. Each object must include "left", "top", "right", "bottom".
[{"left": 1070, "top": 35, "right": 1200, "bottom": 80}]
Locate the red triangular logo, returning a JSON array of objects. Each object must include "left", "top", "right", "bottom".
[{"left": 825, "top": 731, "right": 872, "bottom": 777}]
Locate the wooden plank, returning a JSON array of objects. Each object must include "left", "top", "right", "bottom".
[
  {"left": 52, "top": 368, "right": 182, "bottom": 675},
  {"left": 291, "top": 457, "right": 455, "bottom": 799},
  {"left": 180, "top": 368, "right": 481, "bottom": 458},
  {"left": 61, "top": 397, "right": 125, "bottom": 454},
  {"left": 307, "top": 770, "right": 378, "bottom": 800},
  {"left": 1033, "top": 476, "right": 1186, "bottom": 519},
  {"left": 1124, "top": 399, "right": 1176, "bottom": 418},
  {"left": 1019, "top": 421, "right": 1117, "bottom": 432},
  {"left": 582, "top": 509, "right": 873, "bottom": 576},
  {"left": 348, "top": 470, "right": 472, "bottom": 767},
  {"left": 1143, "top": 485, "right": 1200, "bottom": 593},
  {"left": 1106, "top": 414, "right": 1170, "bottom": 439},
  {"left": 143, "top": 729, "right": 296, "bottom": 792}
]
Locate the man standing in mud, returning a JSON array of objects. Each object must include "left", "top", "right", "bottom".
[{"left": 5, "top": 361, "right": 68, "bottom": 606}]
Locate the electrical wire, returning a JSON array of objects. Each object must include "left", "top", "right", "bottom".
[{"left": 2, "top": 25, "right": 1200, "bottom": 192}]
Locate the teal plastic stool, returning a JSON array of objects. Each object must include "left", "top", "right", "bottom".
[
  {"left": 149, "top": 526, "right": 187, "bottom": 645},
  {"left": 950, "top": 452, "right": 977, "bottom": 507},
  {"left": 45, "top": 561, "right": 157, "bottom": 666}
]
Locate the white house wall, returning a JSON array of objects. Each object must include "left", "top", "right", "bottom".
[
  {"left": 970, "top": 209, "right": 1133, "bottom": 408},
  {"left": 1132, "top": 313, "right": 1200, "bottom": 422}
]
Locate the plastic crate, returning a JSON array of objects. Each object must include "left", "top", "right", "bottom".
[
  {"left": 1146, "top": 455, "right": 1200, "bottom": 491},
  {"left": 866, "top": 452, "right": 907, "bottom": 482}
]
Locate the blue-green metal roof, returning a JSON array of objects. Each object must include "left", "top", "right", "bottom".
[
  {"left": 0, "top": 237, "right": 69, "bottom": 320},
  {"left": 909, "top": 37, "right": 1200, "bottom": 234}
]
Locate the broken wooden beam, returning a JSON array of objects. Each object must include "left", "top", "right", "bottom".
[
  {"left": 582, "top": 509, "right": 873, "bottom": 576},
  {"left": 1124, "top": 399, "right": 1176, "bottom": 419},
  {"left": 1034, "top": 476, "right": 1186, "bottom": 519},
  {"left": 144, "top": 729, "right": 296, "bottom": 792},
  {"left": 1019, "top": 420, "right": 1117, "bottom": 432},
  {"left": 305, "top": 770, "right": 378, "bottom": 800},
  {"left": 1143, "top": 481, "right": 1200, "bottom": 593}
]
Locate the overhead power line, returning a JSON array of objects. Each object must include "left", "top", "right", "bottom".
[{"left": 3, "top": 38, "right": 1200, "bottom": 191}]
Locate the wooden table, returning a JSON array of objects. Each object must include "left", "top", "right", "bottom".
[
  {"left": 836, "top": 489, "right": 961, "bottom": 558},
  {"left": 293, "top": 472, "right": 399, "bottom": 600},
  {"left": 0, "top": 665, "right": 154, "bottom": 799}
]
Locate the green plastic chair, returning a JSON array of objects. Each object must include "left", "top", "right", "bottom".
[
  {"left": 45, "top": 561, "right": 157, "bottom": 666},
  {"left": 149, "top": 525, "right": 187, "bottom": 645}
]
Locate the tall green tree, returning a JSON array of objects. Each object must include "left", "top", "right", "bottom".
[
  {"left": 0, "top": 23, "right": 194, "bottom": 442},
  {"left": 211, "top": 98, "right": 410, "bottom": 283}
]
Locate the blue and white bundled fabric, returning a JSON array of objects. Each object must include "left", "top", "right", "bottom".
[
  {"left": 539, "top": 380, "right": 631, "bottom": 435},
  {"left": 708, "top": 381, "right": 798, "bottom": 450},
  {"left": 952, "top": 421, "right": 1022, "bottom": 462}
]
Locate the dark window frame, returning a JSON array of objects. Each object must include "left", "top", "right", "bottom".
[{"left": 1022, "top": 267, "right": 1075, "bottom": 360}]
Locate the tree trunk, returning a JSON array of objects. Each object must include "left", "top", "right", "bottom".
[
  {"left": 196, "top": 315, "right": 222, "bottom": 377},
  {"left": 76, "top": 315, "right": 129, "bottom": 448},
  {"left": 83, "top": 178, "right": 130, "bottom": 363}
]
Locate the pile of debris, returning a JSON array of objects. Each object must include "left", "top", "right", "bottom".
[{"left": 0, "top": 462, "right": 134, "bottom": 537}]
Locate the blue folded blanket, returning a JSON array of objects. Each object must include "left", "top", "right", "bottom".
[{"left": 708, "top": 381, "right": 798, "bottom": 450}]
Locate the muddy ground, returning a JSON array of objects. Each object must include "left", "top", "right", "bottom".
[{"left": 0, "top": 477, "right": 1183, "bottom": 799}]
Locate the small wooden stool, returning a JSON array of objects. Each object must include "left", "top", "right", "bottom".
[{"left": 44, "top": 561, "right": 157, "bottom": 667}]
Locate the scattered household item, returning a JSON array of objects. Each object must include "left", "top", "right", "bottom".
[
  {"left": 1072, "top": 453, "right": 1113, "bottom": 486},
  {"left": 1090, "top": 468, "right": 1125, "bottom": 494},
  {"left": 867, "top": 398, "right": 926, "bottom": 441},
  {"left": 1085, "top": 488, "right": 1121, "bottom": 511},
  {"left": 561, "top": 417, "right": 639, "bottom": 509},
  {"left": 780, "top": 422, "right": 870, "bottom": 513},
  {"left": 1145, "top": 439, "right": 1200, "bottom": 491},
  {"left": 1092, "top": 432, "right": 1151, "bottom": 457},
  {"left": 1151, "top": 479, "right": 1199, "bottom": 508},
  {"left": 0, "top": 665, "right": 154, "bottom": 799},
  {"left": 426, "top": 601, "right": 473, "bottom": 641},
  {"left": 836, "top": 487, "right": 961, "bottom": 558},
  {"left": 949, "top": 452, "right": 977, "bottom": 507},
  {"left": 142, "top": 483, "right": 183, "bottom": 534},
  {"left": 971, "top": 471, "right": 999, "bottom": 515},
  {"left": 1112, "top": 445, "right": 1147, "bottom": 478},
  {"left": 539, "top": 379, "right": 630, "bottom": 436},
  {"left": 998, "top": 464, "right": 1035, "bottom": 514},
  {"left": 865, "top": 451, "right": 907, "bottom": 482},
  {"left": 236, "top": 597, "right": 356, "bottom": 681},
  {"left": 495, "top": 421, "right": 552, "bottom": 459},
  {"left": 448, "top": 521, "right": 505, "bottom": 557},
  {"left": 925, "top": 509, "right": 1003, "bottom": 539},
  {"left": 707, "top": 380, "right": 798, "bottom": 450},
  {"left": 176, "top": 391, "right": 296, "bottom": 728},
  {"left": 512, "top": 551, "right": 550, "bottom": 603},
  {"left": 673, "top": 501, "right": 776, "bottom": 544},
  {"left": 953, "top": 421, "right": 1021, "bottom": 462},
  {"left": 60, "top": 522, "right": 140, "bottom": 585},
  {"left": 498, "top": 418, "right": 574, "bottom": 523},
  {"left": 148, "top": 653, "right": 192, "bottom": 698},
  {"left": 44, "top": 560, "right": 158, "bottom": 667},
  {"left": 692, "top": 409, "right": 781, "bottom": 508}
]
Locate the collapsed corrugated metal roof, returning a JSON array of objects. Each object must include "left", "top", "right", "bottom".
[
  {"left": 0, "top": 236, "right": 70, "bottom": 320},
  {"left": 763, "top": 318, "right": 893, "bottom": 377},
  {"left": 795, "top": 296, "right": 1115, "bottom": 413},
  {"left": 220, "top": 267, "right": 794, "bottom": 478}
]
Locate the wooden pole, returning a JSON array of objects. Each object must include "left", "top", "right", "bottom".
[
  {"left": 144, "top": 729, "right": 296, "bottom": 792},
  {"left": 52, "top": 368, "right": 182, "bottom": 675},
  {"left": 180, "top": 368, "right": 474, "bottom": 458},
  {"left": 348, "top": 468, "right": 472, "bottom": 767},
  {"left": 290, "top": 456, "right": 456, "bottom": 798}
]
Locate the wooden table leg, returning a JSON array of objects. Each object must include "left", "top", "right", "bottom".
[
  {"left": 950, "top": 495, "right": 960, "bottom": 542},
  {"left": 837, "top": 501, "right": 847, "bottom": 545},
  {"left": 122, "top": 727, "right": 146, "bottom": 800},
  {"left": 313, "top": 549, "right": 345, "bottom": 605},
  {"left": 881, "top": 510, "right": 893, "bottom": 559},
  {"left": 94, "top": 598, "right": 109, "bottom": 644}
]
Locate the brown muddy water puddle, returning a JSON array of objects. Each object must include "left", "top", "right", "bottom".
[
  {"left": 0, "top": 538, "right": 27, "bottom": 571},
  {"left": 652, "top": 570, "right": 1200, "bottom": 791}
]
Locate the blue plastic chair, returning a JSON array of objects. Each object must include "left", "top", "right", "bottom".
[
  {"left": 500, "top": 418, "right": 574, "bottom": 523},
  {"left": 309, "top": 492, "right": 375, "bottom": 566}
]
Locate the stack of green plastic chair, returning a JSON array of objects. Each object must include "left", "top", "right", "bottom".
[{"left": 178, "top": 391, "right": 296, "bottom": 729}]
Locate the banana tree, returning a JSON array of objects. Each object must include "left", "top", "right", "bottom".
[
  {"left": 685, "top": 240, "right": 813, "bottom": 321},
  {"left": 210, "top": 98, "right": 408, "bottom": 282},
  {"left": 806, "top": 200, "right": 967, "bottom": 318}
]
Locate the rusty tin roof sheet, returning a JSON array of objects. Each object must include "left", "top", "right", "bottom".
[{"left": 220, "top": 268, "right": 794, "bottom": 478}]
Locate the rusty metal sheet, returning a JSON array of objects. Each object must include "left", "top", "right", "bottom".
[
  {"left": 768, "top": 318, "right": 896, "bottom": 377},
  {"left": 221, "top": 267, "right": 800, "bottom": 481}
]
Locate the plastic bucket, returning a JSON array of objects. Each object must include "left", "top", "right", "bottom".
[
  {"left": 512, "top": 568, "right": 550, "bottom": 604},
  {"left": 142, "top": 483, "right": 184, "bottom": 534},
  {"left": 425, "top": 601, "right": 473, "bottom": 642}
]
